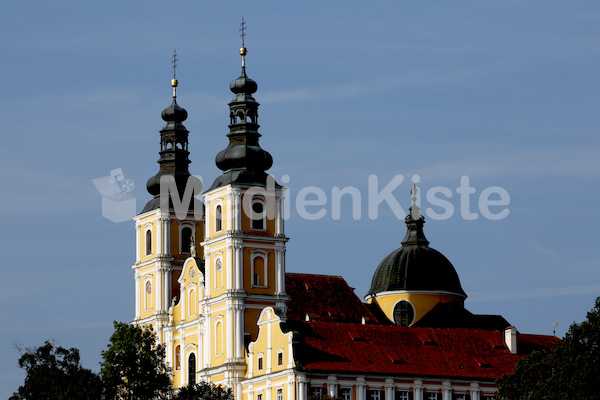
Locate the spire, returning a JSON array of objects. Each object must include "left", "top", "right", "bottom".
[
  {"left": 142, "top": 60, "right": 194, "bottom": 213},
  {"left": 172, "top": 49, "right": 178, "bottom": 98},
  {"left": 208, "top": 21, "right": 276, "bottom": 191},
  {"left": 401, "top": 186, "right": 429, "bottom": 246},
  {"left": 239, "top": 17, "right": 247, "bottom": 69}
]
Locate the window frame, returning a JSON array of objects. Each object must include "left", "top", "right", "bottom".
[
  {"left": 251, "top": 250, "right": 269, "bottom": 288},
  {"left": 393, "top": 299, "right": 415, "bottom": 326},
  {"left": 250, "top": 197, "right": 267, "bottom": 231},
  {"left": 145, "top": 228, "right": 152, "bottom": 256},
  {"left": 215, "top": 204, "right": 223, "bottom": 232}
]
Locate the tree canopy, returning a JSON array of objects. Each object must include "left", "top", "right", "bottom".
[
  {"left": 497, "top": 296, "right": 600, "bottom": 399},
  {"left": 9, "top": 340, "right": 102, "bottom": 400},
  {"left": 101, "top": 321, "right": 172, "bottom": 400},
  {"left": 173, "top": 381, "right": 234, "bottom": 400}
]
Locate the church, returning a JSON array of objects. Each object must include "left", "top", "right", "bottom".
[{"left": 130, "top": 42, "right": 557, "bottom": 400}]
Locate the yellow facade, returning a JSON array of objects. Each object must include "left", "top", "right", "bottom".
[{"left": 368, "top": 292, "right": 463, "bottom": 325}]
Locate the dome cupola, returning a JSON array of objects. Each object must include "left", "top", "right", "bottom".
[{"left": 365, "top": 186, "right": 467, "bottom": 326}]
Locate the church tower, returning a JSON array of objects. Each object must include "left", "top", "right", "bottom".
[
  {"left": 199, "top": 39, "right": 288, "bottom": 391},
  {"left": 132, "top": 68, "right": 204, "bottom": 343}
]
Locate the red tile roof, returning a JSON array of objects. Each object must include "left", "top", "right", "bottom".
[
  {"left": 285, "top": 273, "right": 379, "bottom": 324},
  {"left": 289, "top": 321, "right": 558, "bottom": 380},
  {"left": 284, "top": 272, "right": 558, "bottom": 380}
]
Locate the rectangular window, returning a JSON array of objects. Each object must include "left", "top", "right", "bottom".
[
  {"left": 452, "top": 395, "right": 470, "bottom": 400},
  {"left": 257, "top": 394, "right": 263, "bottom": 400},
  {"left": 482, "top": 396, "right": 495, "bottom": 400},
  {"left": 367, "top": 390, "right": 383, "bottom": 400},
  {"left": 257, "top": 356, "right": 263, "bottom": 370},
  {"left": 340, "top": 388, "right": 352, "bottom": 400},
  {"left": 396, "top": 391, "right": 410, "bottom": 400},
  {"left": 277, "top": 389, "right": 283, "bottom": 400},
  {"left": 277, "top": 350, "right": 283, "bottom": 366},
  {"left": 426, "top": 394, "right": 440, "bottom": 400},
  {"left": 310, "top": 387, "right": 322, "bottom": 397}
]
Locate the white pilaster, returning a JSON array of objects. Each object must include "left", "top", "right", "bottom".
[
  {"left": 413, "top": 380, "right": 423, "bottom": 400},
  {"left": 328, "top": 375, "right": 338, "bottom": 397},
  {"left": 442, "top": 382, "right": 451, "bottom": 400},
  {"left": 356, "top": 377, "right": 366, "bottom": 400},
  {"left": 470, "top": 383, "right": 480, "bottom": 400}
]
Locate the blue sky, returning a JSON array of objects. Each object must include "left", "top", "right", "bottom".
[{"left": 1, "top": 1, "right": 600, "bottom": 396}]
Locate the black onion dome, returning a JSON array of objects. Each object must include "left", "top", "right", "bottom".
[
  {"left": 142, "top": 79, "right": 194, "bottom": 214},
  {"left": 207, "top": 51, "right": 280, "bottom": 192},
  {"left": 230, "top": 68, "right": 258, "bottom": 95},
  {"left": 161, "top": 99, "right": 188, "bottom": 123},
  {"left": 366, "top": 213, "right": 467, "bottom": 298}
]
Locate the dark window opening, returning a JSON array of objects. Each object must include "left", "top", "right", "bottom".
[
  {"left": 188, "top": 353, "right": 196, "bottom": 385},
  {"left": 181, "top": 227, "right": 193, "bottom": 254},
  {"left": 145, "top": 230, "right": 152, "bottom": 255},
  {"left": 393, "top": 300, "right": 415, "bottom": 326}
]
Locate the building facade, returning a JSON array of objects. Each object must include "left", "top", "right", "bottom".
[{"left": 131, "top": 45, "right": 557, "bottom": 400}]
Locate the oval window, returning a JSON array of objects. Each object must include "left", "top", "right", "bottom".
[{"left": 393, "top": 300, "right": 414, "bottom": 326}]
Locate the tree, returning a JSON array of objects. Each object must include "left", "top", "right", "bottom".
[
  {"left": 173, "top": 381, "right": 234, "bottom": 400},
  {"left": 9, "top": 340, "right": 102, "bottom": 400},
  {"left": 497, "top": 297, "right": 600, "bottom": 399},
  {"left": 101, "top": 321, "right": 172, "bottom": 400}
]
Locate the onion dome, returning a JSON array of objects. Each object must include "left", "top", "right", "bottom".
[
  {"left": 160, "top": 80, "right": 188, "bottom": 123},
  {"left": 366, "top": 209, "right": 467, "bottom": 299},
  {"left": 207, "top": 43, "right": 278, "bottom": 191},
  {"left": 142, "top": 76, "right": 197, "bottom": 213}
]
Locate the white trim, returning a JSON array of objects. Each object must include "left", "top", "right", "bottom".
[{"left": 365, "top": 289, "right": 467, "bottom": 300}]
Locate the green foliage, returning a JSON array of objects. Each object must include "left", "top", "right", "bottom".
[
  {"left": 9, "top": 340, "right": 102, "bottom": 400},
  {"left": 101, "top": 321, "right": 172, "bottom": 400},
  {"left": 173, "top": 381, "right": 234, "bottom": 400},
  {"left": 498, "top": 297, "right": 600, "bottom": 400}
]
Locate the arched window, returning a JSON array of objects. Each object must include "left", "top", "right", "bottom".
[
  {"left": 251, "top": 197, "right": 265, "bottom": 230},
  {"left": 175, "top": 345, "right": 181, "bottom": 370},
  {"left": 144, "top": 280, "right": 152, "bottom": 310},
  {"left": 215, "top": 258, "right": 223, "bottom": 289},
  {"left": 251, "top": 252, "right": 267, "bottom": 287},
  {"left": 393, "top": 300, "right": 415, "bottom": 327},
  {"left": 145, "top": 229, "right": 152, "bottom": 256},
  {"left": 188, "top": 353, "right": 196, "bottom": 385},
  {"left": 181, "top": 226, "right": 193, "bottom": 254},
  {"left": 215, "top": 320, "right": 223, "bottom": 356},
  {"left": 215, "top": 205, "right": 222, "bottom": 232}
]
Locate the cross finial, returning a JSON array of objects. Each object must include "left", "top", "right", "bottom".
[
  {"left": 172, "top": 49, "right": 178, "bottom": 79},
  {"left": 240, "top": 17, "right": 246, "bottom": 47},
  {"left": 171, "top": 49, "right": 179, "bottom": 98},
  {"left": 239, "top": 18, "right": 248, "bottom": 68}
]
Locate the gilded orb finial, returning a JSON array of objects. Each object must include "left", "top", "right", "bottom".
[
  {"left": 171, "top": 49, "right": 179, "bottom": 98},
  {"left": 239, "top": 18, "right": 247, "bottom": 68}
]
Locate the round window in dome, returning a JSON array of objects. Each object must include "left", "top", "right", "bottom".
[{"left": 393, "top": 300, "right": 415, "bottom": 326}]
